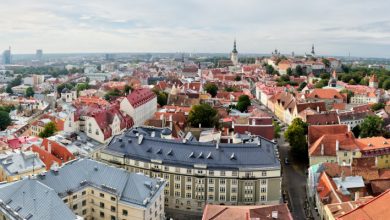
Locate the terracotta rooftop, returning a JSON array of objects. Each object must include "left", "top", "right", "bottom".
[
  {"left": 308, "top": 124, "right": 348, "bottom": 144},
  {"left": 126, "top": 88, "right": 156, "bottom": 108},
  {"left": 337, "top": 189, "right": 390, "bottom": 220},
  {"left": 307, "top": 89, "right": 345, "bottom": 100}
]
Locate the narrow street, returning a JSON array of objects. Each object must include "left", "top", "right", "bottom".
[{"left": 252, "top": 100, "right": 308, "bottom": 220}]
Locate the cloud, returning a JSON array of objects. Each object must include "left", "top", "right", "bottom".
[{"left": 0, "top": 0, "right": 389, "bottom": 57}]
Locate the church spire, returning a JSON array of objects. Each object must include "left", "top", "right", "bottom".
[
  {"left": 311, "top": 44, "right": 315, "bottom": 55},
  {"left": 232, "top": 39, "right": 238, "bottom": 53}
]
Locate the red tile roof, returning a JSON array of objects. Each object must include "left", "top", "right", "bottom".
[
  {"left": 309, "top": 132, "right": 357, "bottom": 156},
  {"left": 41, "top": 139, "right": 75, "bottom": 163},
  {"left": 337, "top": 189, "right": 390, "bottom": 220},
  {"left": 308, "top": 124, "right": 348, "bottom": 144},
  {"left": 31, "top": 144, "right": 62, "bottom": 170},
  {"left": 202, "top": 204, "right": 293, "bottom": 220},
  {"left": 307, "top": 89, "right": 345, "bottom": 100},
  {"left": 125, "top": 88, "right": 156, "bottom": 108}
]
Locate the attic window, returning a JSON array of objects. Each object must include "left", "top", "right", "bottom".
[
  {"left": 368, "top": 143, "right": 373, "bottom": 147},
  {"left": 156, "top": 148, "right": 162, "bottom": 154},
  {"left": 230, "top": 153, "right": 236, "bottom": 160},
  {"left": 206, "top": 152, "right": 213, "bottom": 159},
  {"left": 384, "top": 141, "right": 388, "bottom": 145},
  {"left": 146, "top": 147, "right": 152, "bottom": 153},
  {"left": 167, "top": 149, "right": 173, "bottom": 156},
  {"left": 198, "top": 152, "right": 204, "bottom": 159},
  {"left": 189, "top": 152, "right": 195, "bottom": 158}
]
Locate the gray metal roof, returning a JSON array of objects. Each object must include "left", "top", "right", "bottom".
[
  {"left": 0, "top": 151, "right": 45, "bottom": 176},
  {"left": 37, "top": 158, "right": 164, "bottom": 208},
  {"left": 103, "top": 127, "right": 280, "bottom": 170},
  {"left": 0, "top": 179, "right": 77, "bottom": 220}
]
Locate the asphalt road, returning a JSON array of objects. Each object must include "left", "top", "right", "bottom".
[{"left": 252, "top": 100, "right": 308, "bottom": 219}]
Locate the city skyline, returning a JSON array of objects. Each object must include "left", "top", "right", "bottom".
[{"left": 1, "top": 0, "right": 390, "bottom": 57}]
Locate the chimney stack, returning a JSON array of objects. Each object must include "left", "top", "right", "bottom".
[
  {"left": 321, "top": 144, "right": 324, "bottom": 155},
  {"left": 336, "top": 140, "right": 340, "bottom": 152}
]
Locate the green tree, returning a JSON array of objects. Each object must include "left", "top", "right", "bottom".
[
  {"left": 236, "top": 95, "right": 251, "bottom": 112},
  {"left": 273, "top": 121, "right": 281, "bottom": 139},
  {"left": 0, "top": 111, "right": 11, "bottom": 130},
  {"left": 322, "top": 58, "right": 330, "bottom": 68},
  {"left": 6, "top": 86, "right": 13, "bottom": 94},
  {"left": 265, "top": 64, "right": 275, "bottom": 75},
  {"left": 156, "top": 91, "right": 168, "bottom": 106},
  {"left": 360, "top": 115, "right": 384, "bottom": 138},
  {"left": 104, "top": 89, "right": 122, "bottom": 101},
  {"left": 382, "top": 79, "right": 390, "bottom": 90},
  {"left": 340, "top": 89, "right": 354, "bottom": 103},
  {"left": 284, "top": 118, "right": 308, "bottom": 160},
  {"left": 352, "top": 125, "right": 361, "bottom": 138},
  {"left": 25, "top": 87, "right": 34, "bottom": 97},
  {"left": 235, "top": 75, "right": 242, "bottom": 81},
  {"left": 371, "top": 103, "right": 385, "bottom": 111},
  {"left": 295, "top": 65, "right": 304, "bottom": 76},
  {"left": 286, "top": 68, "right": 293, "bottom": 76},
  {"left": 315, "top": 79, "right": 328, "bottom": 88},
  {"left": 124, "top": 85, "right": 133, "bottom": 94},
  {"left": 188, "top": 104, "right": 219, "bottom": 128},
  {"left": 38, "top": 121, "right": 58, "bottom": 138},
  {"left": 204, "top": 83, "right": 218, "bottom": 97},
  {"left": 298, "top": 82, "right": 307, "bottom": 91},
  {"left": 76, "top": 83, "right": 89, "bottom": 92}
]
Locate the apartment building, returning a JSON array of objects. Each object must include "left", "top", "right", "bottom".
[
  {"left": 97, "top": 127, "right": 281, "bottom": 217},
  {"left": 0, "top": 158, "right": 165, "bottom": 220}
]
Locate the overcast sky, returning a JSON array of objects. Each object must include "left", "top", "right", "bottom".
[{"left": 1, "top": 0, "right": 390, "bottom": 57}]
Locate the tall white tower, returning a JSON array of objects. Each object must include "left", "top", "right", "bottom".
[{"left": 230, "top": 39, "right": 238, "bottom": 66}]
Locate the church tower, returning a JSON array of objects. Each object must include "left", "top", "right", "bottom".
[
  {"left": 230, "top": 39, "right": 238, "bottom": 66},
  {"left": 369, "top": 74, "right": 378, "bottom": 88},
  {"left": 311, "top": 44, "right": 315, "bottom": 56}
]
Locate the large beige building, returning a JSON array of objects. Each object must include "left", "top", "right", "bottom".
[
  {"left": 97, "top": 127, "right": 282, "bottom": 218},
  {"left": 0, "top": 158, "right": 166, "bottom": 220}
]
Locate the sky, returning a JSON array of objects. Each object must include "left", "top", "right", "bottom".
[{"left": 1, "top": 0, "right": 390, "bottom": 57}]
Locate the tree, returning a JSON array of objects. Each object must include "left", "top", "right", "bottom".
[
  {"left": 236, "top": 95, "right": 251, "bottom": 112},
  {"left": 76, "top": 83, "right": 89, "bottom": 92},
  {"left": 124, "top": 85, "right": 133, "bottom": 94},
  {"left": 6, "top": 86, "right": 13, "bottom": 94},
  {"left": 156, "top": 91, "right": 168, "bottom": 106},
  {"left": 0, "top": 111, "right": 11, "bottom": 130},
  {"left": 340, "top": 89, "right": 354, "bottom": 103},
  {"left": 322, "top": 58, "right": 331, "bottom": 68},
  {"left": 286, "top": 68, "right": 293, "bottom": 76},
  {"left": 360, "top": 115, "right": 384, "bottom": 138},
  {"left": 265, "top": 64, "right": 275, "bottom": 75},
  {"left": 188, "top": 104, "right": 219, "bottom": 128},
  {"left": 298, "top": 82, "right": 307, "bottom": 91},
  {"left": 205, "top": 83, "right": 218, "bottom": 97},
  {"left": 39, "top": 122, "right": 58, "bottom": 138},
  {"left": 295, "top": 65, "right": 304, "bottom": 76},
  {"left": 235, "top": 75, "right": 242, "bottom": 81},
  {"left": 315, "top": 79, "right": 328, "bottom": 88},
  {"left": 104, "top": 89, "right": 122, "bottom": 101},
  {"left": 371, "top": 103, "right": 385, "bottom": 111},
  {"left": 284, "top": 118, "right": 308, "bottom": 160},
  {"left": 273, "top": 121, "right": 281, "bottom": 139},
  {"left": 382, "top": 79, "right": 390, "bottom": 90},
  {"left": 25, "top": 87, "right": 34, "bottom": 98},
  {"left": 352, "top": 125, "right": 361, "bottom": 138}
]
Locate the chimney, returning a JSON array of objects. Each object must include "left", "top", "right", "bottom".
[
  {"left": 355, "top": 191, "right": 360, "bottom": 201},
  {"left": 336, "top": 140, "right": 340, "bottom": 152},
  {"left": 321, "top": 144, "right": 324, "bottom": 155},
  {"left": 48, "top": 141, "right": 52, "bottom": 154},
  {"left": 347, "top": 124, "right": 351, "bottom": 132},
  {"left": 317, "top": 106, "right": 320, "bottom": 113},
  {"left": 341, "top": 170, "right": 346, "bottom": 181}
]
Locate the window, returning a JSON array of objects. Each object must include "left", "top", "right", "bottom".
[
  {"left": 91, "top": 190, "right": 94, "bottom": 194},
  {"left": 261, "top": 179, "right": 267, "bottom": 185},
  {"left": 122, "top": 209, "right": 128, "bottom": 216},
  {"left": 198, "top": 202, "right": 202, "bottom": 207},
  {"left": 73, "top": 195, "right": 77, "bottom": 199},
  {"left": 220, "top": 179, "right": 225, "bottom": 185},
  {"left": 174, "top": 191, "right": 180, "bottom": 197},
  {"left": 82, "top": 200, "right": 86, "bottom": 206},
  {"left": 209, "top": 186, "right": 214, "bottom": 192},
  {"left": 186, "top": 193, "right": 192, "bottom": 198},
  {"left": 186, "top": 185, "right": 191, "bottom": 190},
  {"left": 231, "top": 196, "right": 237, "bottom": 201},
  {"left": 209, "top": 178, "right": 214, "bottom": 184},
  {"left": 344, "top": 152, "right": 347, "bottom": 156},
  {"left": 111, "top": 216, "right": 116, "bottom": 220},
  {"left": 187, "top": 169, "right": 192, "bottom": 174},
  {"left": 100, "top": 193, "right": 104, "bottom": 198},
  {"left": 91, "top": 208, "right": 95, "bottom": 212},
  {"left": 187, "top": 201, "right": 191, "bottom": 206},
  {"left": 187, "top": 177, "right": 192, "bottom": 182},
  {"left": 232, "top": 171, "right": 238, "bottom": 176},
  {"left": 175, "top": 183, "right": 180, "bottom": 189},
  {"left": 82, "top": 209, "right": 87, "bottom": 215},
  {"left": 261, "top": 187, "right": 267, "bottom": 193},
  {"left": 208, "top": 195, "right": 214, "bottom": 200},
  {"left": 175, "top": 167, "right": 180, "bottom": 173},
  {"left": 232, "top": 179, "right": 237, "bottom": 185},
  {"left": 261, "top": 171, "right": 267, "bottom": 177},
  {"left": 82, "top": 191, "right": 86, "bottom": 195},
  {"left": 232, "top": 187, "right": 237, "bottom": 193},
  {"left": 73, "top": 204, "right": 78, "bottom": 210},
  {"left": 111, "top": 196, "right": 116, "bottom": 201},
  {"left": 220, "top": 187, "right": 225, "bottom": 193},
  {"left": 111, "top": 206, "right": 116, "bottom": 212},
  {"left": 197, "top": 170, "right": 203, "bottom": 174},
  {"left": 63, "top": 199, "right": 68, "bottom": 203},
  {"left": 220, "top": 171, "right": 225, "bottom": 176},
  {"left": 209, "top": 170, "right": 214, "bottom": 176},
  {"left": 175, "top": 175, "right": 181, "bottom": 181},
  {"left": 100, "top": 202, "right": 105, "bottom": 208},
  {"left": 100, "top": 212, "right": 104, "bottom": 218},
  {"left": 164, "top": 166, "right": 169, "bottom": 171},
  {"left": 219, "top": 195, "right": 225, "bottom": 201}
]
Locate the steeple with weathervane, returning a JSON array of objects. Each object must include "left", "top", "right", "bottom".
[{"left": 230, "top": 39, "right": 238, "bottom": 66}]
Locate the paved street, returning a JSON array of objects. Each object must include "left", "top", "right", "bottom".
[{"left": 252, "top": 100, "right": 308, "bottom": 220}]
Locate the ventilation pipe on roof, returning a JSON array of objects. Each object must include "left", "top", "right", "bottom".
[
  {"left": 336, "top": 140, "right": 340, "bottom": 152},
  {"left": 317, "top": 106, "right": 320, "bottom": 113},
  {"left": 321, "top": 144, "right": 324, "bottom": 156},
  {"left": 138, "top": 134, "right": 144, "bottom": 145}
]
